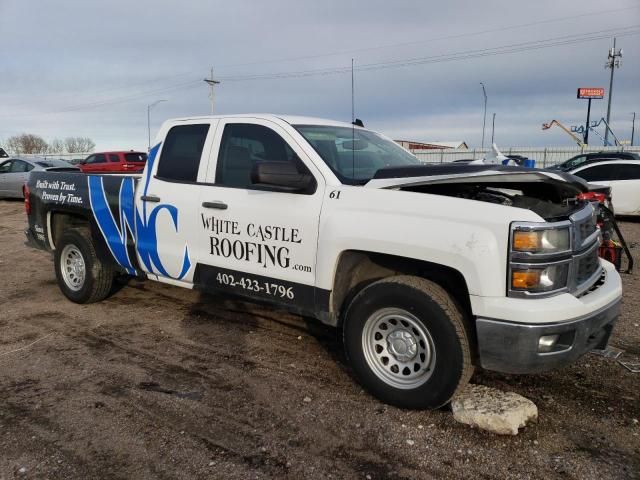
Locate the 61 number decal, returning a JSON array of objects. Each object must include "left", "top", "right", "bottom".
[{"left": 329, "top": 190, "right": 341, "bottom": 199}]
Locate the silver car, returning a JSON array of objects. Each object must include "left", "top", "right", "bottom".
[{"left": 0, "top": 157, "right": 79, "bottom": 198}]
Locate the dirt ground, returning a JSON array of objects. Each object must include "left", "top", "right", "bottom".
[{"left": 0, "top": 199, "right": 638, "bottom": 480}]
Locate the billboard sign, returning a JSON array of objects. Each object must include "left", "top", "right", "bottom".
[{"left": 577, "top": 87, "right": 604, "bottom": 99}]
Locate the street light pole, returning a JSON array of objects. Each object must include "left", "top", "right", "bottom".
[
  {"left": 147, "top": 99, "right": 167, "bottom": 151},
  {"left": 491, "top": 112, "right": 496, "bottom": 145},
  {"left": 631, "top": 112, "right": 636, "bottom": 147},
  {"left": 480, "top": 82, "right": 488, "bottom": 151}
]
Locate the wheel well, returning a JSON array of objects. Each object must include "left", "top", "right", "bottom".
[
  {"left": 50, "top": 211, "right": 91, "bottom": 249},
  {"left": 332, "top": 250, "right": 472, "bottom": 326}
]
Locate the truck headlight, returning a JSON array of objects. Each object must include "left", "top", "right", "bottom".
[
  {"left": 511, "top": 263, "right": 569, "bottom": 293},
  {"left": 512, "top": 227, "right": 570, "bottom": 254}
]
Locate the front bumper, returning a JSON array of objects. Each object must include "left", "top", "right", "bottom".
[{"left": 473, "top": 260, "right": 622, "bottom": 374}]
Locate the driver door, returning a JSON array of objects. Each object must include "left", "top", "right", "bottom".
[{"left": 196, "top": 118, "right": 326, "bottom": 312}]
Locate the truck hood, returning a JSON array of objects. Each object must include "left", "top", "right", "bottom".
[{"left": 365, "top": 164, "right": 589, "bottom": 197}]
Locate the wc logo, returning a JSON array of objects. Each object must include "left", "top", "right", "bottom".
[{"left": 88, "top": 143, "right": 191, "bottom": 279}]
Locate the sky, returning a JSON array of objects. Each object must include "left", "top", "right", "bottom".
[{"left": 0, "top": 0, "right": 639, "bottom": 152}]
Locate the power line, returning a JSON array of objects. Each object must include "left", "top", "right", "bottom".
[
  {"left": 214, "top": 5, "right": 640, "bottom": 70},
  {"left": 4, "top": 5, "right": 637, "bottom": 112},
  {"left": 217, "top": 25, "right": 640, "bottom": 81},
  {"left": 3, "top": 24, "right": 639, "bottom": 119}
]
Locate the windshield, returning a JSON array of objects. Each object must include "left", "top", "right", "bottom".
[
  {"left": 295, "top": 125, "right": 420, "bottom": 184},
  {"left": 556, "top": 155, "right": 588, "bottom": 171}
]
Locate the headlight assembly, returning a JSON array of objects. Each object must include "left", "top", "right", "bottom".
[
  {"left": 510, "top": 262, "right": 570, "bottom": 294},
  {"left": 512, "top": 226, "right": 570, "bottom": 255},
  {"left": 509, "top": 220, "right": 573, "bottom": 297}
]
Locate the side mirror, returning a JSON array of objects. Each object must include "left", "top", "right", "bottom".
[{"left": 251, "top": 161, "right": 315, "bottom": 193}]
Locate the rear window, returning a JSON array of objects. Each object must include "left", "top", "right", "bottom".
[
  {"left": 125, "top": 152, "right": 147, "bottom": 163},
  {"left": 156, "top": 124, "right": 209, "bottom": 182}
]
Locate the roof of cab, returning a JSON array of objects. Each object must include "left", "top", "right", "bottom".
[{"left": 166, "top": 114, "right": 361, "bottom": 129}]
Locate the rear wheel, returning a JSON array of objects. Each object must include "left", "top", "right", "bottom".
[
  {"left": 54, "top": 228, "right": 114, "bottom": 303},
  {"left": 343, "top": 275, "right": 473, "bottom": 409}
]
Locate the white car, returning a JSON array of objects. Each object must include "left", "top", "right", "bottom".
[{"left": 569, "top": 159, "right": 640, "bottom": 216}]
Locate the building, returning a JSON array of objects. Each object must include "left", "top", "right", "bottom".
[{"left": 394, "top": 140, "right": 468, "bottom": 150}]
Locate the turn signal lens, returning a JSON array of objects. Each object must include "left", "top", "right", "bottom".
[
  {"left": 512, "top": 227, "right": 570, "bottom": 253},
  {"left": 513, "top": 231, "right": 540, "bottom": 251},
  {"left": 512, "top": 270, "right": 541, "bottom": 289}
]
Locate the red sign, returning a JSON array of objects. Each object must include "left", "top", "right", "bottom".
[{"left": 577, "top": 87, "right": 604, "bottom": 99}]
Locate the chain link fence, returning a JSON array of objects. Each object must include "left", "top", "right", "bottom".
[
  {"left": 4, "top": 152, "right": 91, "bottom": 165},
  {"left": 412, "top": 146, "right": 640, "bottom": 167},
  {"left": 7, "top": 146, "right": 640, "bottom": 168}
]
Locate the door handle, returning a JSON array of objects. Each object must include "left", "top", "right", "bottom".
[
  {"left": 202, "top": 201, "right": 228, "bottom": 210},
  {"left": 141, "top": 195, "right": 160, "bottom": 202}
]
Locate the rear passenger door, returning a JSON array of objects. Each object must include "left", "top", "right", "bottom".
[
  {"left": 134, "top": 122, "right": 218, "bottom": 285},
  {"left": 196, "top": 118, "right": 326, "bottom": 312},
  {"left": 108, "top": 153, "right": 121, "bottom": 172}
]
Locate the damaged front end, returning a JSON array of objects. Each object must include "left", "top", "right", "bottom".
[{"left": 366, "top": 164, "right": 591, "bottom": 221}]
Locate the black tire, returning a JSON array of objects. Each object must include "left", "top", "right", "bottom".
[
  {"left": 343, "top": 275, "right": 473, "bottom": 409},
  {"left": 54, "top": 228, "right": 114, "bottom": 304}
]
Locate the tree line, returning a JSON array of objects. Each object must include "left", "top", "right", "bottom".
[{"left": 3, "top": 133, "right": 96, "bottom": 154}]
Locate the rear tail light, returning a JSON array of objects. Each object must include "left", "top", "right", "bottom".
[
  {"left": 577, "top": 192, "right": 606, "bottom": 204},
  {"left": 24, "top": 184, "right": 31, "bottom": 214}
]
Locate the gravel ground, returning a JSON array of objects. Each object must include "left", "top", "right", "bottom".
[{"left": 0, "top": 199, "right": 638, "bottom": 479}]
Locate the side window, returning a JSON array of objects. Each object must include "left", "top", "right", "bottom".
[
  {"left": 85, "top": 154, "right": 106, "bottom": 164},
  {"left": 109, "top": 154, "right": 120, "bottom": 162},
  {"left": 0, "top": 160, "right": 12, "bottom": 173},
  {"left": 156, "top": 124, "right": 210, "bottom": 182},
  {"left": 215, "top": 123, "right": 305, "bottom": 189},
  {"left": 10, "top": 160, "right": 30, "bottom": 173},
  {"left": 611, "top": 164, "right": 640, "bottom": 180},
  {"left": 573, "top": 165, "right": 613, "bottom": 182}
]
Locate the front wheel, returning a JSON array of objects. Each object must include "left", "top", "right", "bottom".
[
  {"left": 343, "top": 276, "right": 473, "bottom": 409},
  {"left": 54, "top": 228, "right": 114, "bottom": 303}
]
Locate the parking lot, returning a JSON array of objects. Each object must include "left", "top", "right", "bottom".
[{"left": 0, "top": 198, "right": 638, "bottom": 479}]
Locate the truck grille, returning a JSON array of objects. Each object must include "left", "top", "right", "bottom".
[
  {"left": 575, "top": 247, "right": 600, "bottom": 285},
  {"left": 570, "top": 204, "right": 602, "bottom": 295},
  {"left": 571, "top": 204, "right": 598, "bottom": 250},
  {"left": 578, "top": 220, "right": 596, "bottom": 243}
]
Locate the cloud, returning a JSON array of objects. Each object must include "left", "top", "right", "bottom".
[{"left": 0, "top": 0, "right": 638, "bottom": 150}]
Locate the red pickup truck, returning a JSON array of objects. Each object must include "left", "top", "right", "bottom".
[{"left": 79, "top": 151, "right": 147, "bottom": 173}]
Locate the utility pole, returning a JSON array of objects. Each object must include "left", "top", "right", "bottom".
[
  {"left": 604, "top": 38, "right": 622, "bottom": 145},
  {"left": 480, "top": 82, "right": 487, "bottom": 151},
  {"left": 147, "top": 99, "right": 167, "bottom": 151},
  {"left": 203, "top": 67, "right": 221, "bottom": 114},
  {"left": 631, "top": 112, "right": 636, "bottom": 146},
  {"left": 491, "top": 112, "right": 496, "bottom": 145}
]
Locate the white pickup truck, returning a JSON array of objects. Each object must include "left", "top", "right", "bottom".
[{"left": 25, "top": 114, "right": 622, "bottom": 409}]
